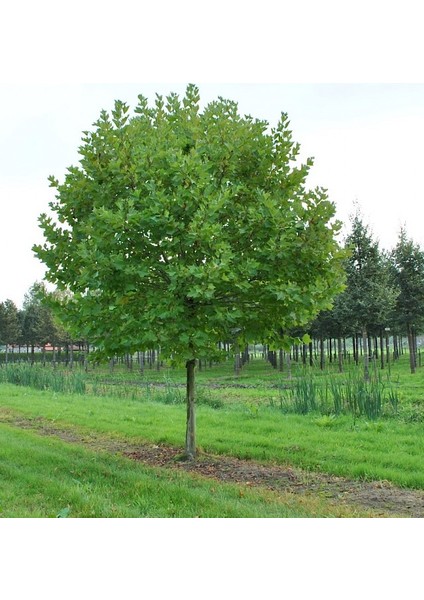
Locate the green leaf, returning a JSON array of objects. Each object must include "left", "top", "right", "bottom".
[{"left": 34, "top": 84, "right": 345, "bottom": 363}]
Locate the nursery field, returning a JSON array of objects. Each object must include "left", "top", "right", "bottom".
[{"left": 0, "top": 355, "right": 424, "bottom": 518}]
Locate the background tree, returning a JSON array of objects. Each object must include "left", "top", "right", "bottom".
[
  {"left": 34, "top": 84, "right": 345, "bottom": 458},
  {"left": 20, "top": 282, "right": 58, "bottom": 362},
  {"left": 310, "top": 294, "right": 350, "bottom": 372},
  {"left": 0, "top": 299, "right": 21, "bottom": 363},
  {"left": 341, "top": 212, "right": 397, "bottom": 380},
  {"left": 390, "top": 228, "right": 424, "bottom": 373}
]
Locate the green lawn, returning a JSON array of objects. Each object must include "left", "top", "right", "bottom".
[
  {"left": 1, "top": 355, "right": 423, "bottom": 517},
  {"left": 0, "top": 422, "right": 374, "bottom": 518},
  {"left": 1, "top": 373, "right": 424, "bottom": 489}
]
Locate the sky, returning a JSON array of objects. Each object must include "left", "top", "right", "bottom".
[{"left": 1, "top": 82, "right": 424, "bottom": 306}]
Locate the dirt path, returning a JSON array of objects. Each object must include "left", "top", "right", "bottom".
[
  {"left": 2, "top": 410, "right": 424, "bottom": 517},
  {"left": 123, "top": 446, "right": 424, "bottom": 517}
]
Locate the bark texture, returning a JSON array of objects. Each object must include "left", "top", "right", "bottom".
[{"left": 185, "top": 358, "right": 196, "bottom": 459}]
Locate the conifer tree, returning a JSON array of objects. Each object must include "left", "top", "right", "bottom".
[
  {"left": 390, "top": 228, "right": 424, "bottom": 373},
  {"left": 341, "top": 213, "right": 397, "bottom": 380}
]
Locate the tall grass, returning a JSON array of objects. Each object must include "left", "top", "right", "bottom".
[
  {"left": 278, "top": 366, "right": 400, "bottom": 419},
  {"left": 0, "top": 365, "right": 224, "bottom": 409},
  {"left": 0, "top": 364, "right": 86, "bottom": 395}
]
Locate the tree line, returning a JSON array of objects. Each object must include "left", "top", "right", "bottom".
[
  {"left": 292, "top": 212, "right": 424, "bottom": 377},
  {"left": 0, "top": 282, "right": 80, "bottom": 364},
  {"left": 2, "top": 212, "right": 424, "bottom": 377}
]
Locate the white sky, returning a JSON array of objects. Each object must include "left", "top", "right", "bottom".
[{"left": 2, "top": 82, "right": 424, "bottom": 307}]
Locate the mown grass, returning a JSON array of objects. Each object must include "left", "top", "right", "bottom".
[
  {"left": 1, "top": 376, "right": 424, "bottom": 490},
  {"left": 0, "top": 423, "right": 374, "bottom": 518}
]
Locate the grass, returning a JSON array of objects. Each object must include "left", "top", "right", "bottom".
[
  {"left": 0, "top": 423, "right": 371, "bottom": 518},
  {"left": 1, "top": 373, "right": 424, "bottom": 489},
  {"left": 1, "top": 354, "right": 424, "bottom": 517}
]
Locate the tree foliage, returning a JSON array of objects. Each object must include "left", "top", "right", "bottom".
[
  {"left": 34, "top": 84, "right": 346, "bottom": 456},
  {"left": 19, "top": 283, "right": 56, "bottom": 349},
  {"left": 0, "top": 299, "right": 20, "bottom": 347},
  {"left": 341, "top": 213, "right": 397, "bottom": 336},
  {"left": 390, "top": 227, "right": 424, "bottom": 372},
  {"left": 309, "top": 212, "right": 397, "bottom": 378},
  {"left": 35, "top": 85, "right": 344, "bottom": 356}
]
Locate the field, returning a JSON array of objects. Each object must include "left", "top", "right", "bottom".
[{"left": 1, "top": 354, "right": 424, "bottom": 518}]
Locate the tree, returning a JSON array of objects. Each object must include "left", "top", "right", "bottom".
[
  {"left": 390, "top": 228, "right": 424, "bottom": 373},
  {"left": 20, "top": 282, "right": 58, "bottom": 362},
  {"left": 341, "top": 213, "right": 397, "bottom": 380},
  {"left": 34, "top": 84, "right": 345, "bottom": 458},
  {"left": 310, "top": 299, "right": 349, "bottom": 372},
  {"left": 0, "top": 299, "right": 21, "bottom": 363}
]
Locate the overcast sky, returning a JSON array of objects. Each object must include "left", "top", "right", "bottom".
[{"left": 2, "top": 82, "right": 424, "bottom": 306}]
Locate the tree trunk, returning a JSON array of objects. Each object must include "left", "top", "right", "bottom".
[
  {"left": 385, "top": 331, "right": 390, "bottom": 371},
  {"left": 337, "top": 337, "right": 343, "bottom": 373},
  {"left": 379, "top": 331, "right": 384, "bottom": 369},
  {"left": 279, "top": 349, "right": 284, "bottom": 372},
  {"left": 393, "top": 335, "right": 399, "bottom": 360},
  {"left": 286, "top": 349, "right": 292, "bottom": 379},
  {"left": 185, "top": 358, "right": 196, "bottom": 459},
  {"left": 234, "top": 344, "right": 241, "bottom": 375},
  {"left": 84, "top": 342, "right": 89, "bottom": 372},
  {"left": 407, "top": 324, "right": 416, "bottom": 374},
  {"left": 319, "top": 337, "right": 325, "bottom": 370},
  {"left": 352, "top": 335, "right": 358, "bottom": 365},
  {"left": 362, "top": 327, "right": 370, "bottom": 381}
]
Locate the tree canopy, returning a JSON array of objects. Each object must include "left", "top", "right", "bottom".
[
  {"left": 0, "top": 299, "right": 20, "bottom": 352},
  {"left": 390, "top": 228, "right": 424, "bottom": 373},
  {"left": 34, "top": 84, "right": 346, "bottom": 456}
]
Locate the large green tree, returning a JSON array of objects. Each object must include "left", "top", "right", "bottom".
[
  {"left": 390, "top": 228, "right": 424, "bottom": 373},
  {"left": 34, "top": 85, "right": 345, "bottom": 458},
  {"left": 341, "top": 213, "right": 397, "bottom": 380}
]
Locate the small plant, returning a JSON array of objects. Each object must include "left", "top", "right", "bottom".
[
  {"left": 278, "top": 374, "right": 319, "bottom": 415},
  {"left": 314, "top": 414, "right": 337, "bottom": 428},
  {"left": 245, "top": 402, "right": 260, "bottom": 418},
  {"left": 328, "top": 377, "right": 345, "bottom": 415},
  {"left": 196, "top": 388, "right": 224, "bottom": 409},
  {"left": 387, "top": 388, "right": 399, "bottom": 414},
  {"left": 363, "top": 421, "right": 384, "bottom": 433},
  {"left": 147, "top": 380, "right": 184, "bottom": 405}
]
